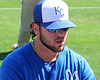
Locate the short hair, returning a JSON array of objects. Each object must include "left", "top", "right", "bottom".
[{"left": 30, "top": 20, "right": 41, "bottom": 40}]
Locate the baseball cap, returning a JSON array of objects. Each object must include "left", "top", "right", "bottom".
[{"left": 33, "top": 0, "right": 76, "bottom": 30}]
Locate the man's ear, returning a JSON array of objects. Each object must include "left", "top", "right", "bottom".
[{"left": 32, "top": 23, "right": 40, "bottom": 36}]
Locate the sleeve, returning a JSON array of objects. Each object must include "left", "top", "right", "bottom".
[
  {"left": 0, "top": 54, "right": 24, "bottom": 80},
  {"left": 81, "top": 58, "right": 96, "bottom": 80}
]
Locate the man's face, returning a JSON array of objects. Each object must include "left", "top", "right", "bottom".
[{"left": 39, "top": 26, "right": 68, "bottom": 52}]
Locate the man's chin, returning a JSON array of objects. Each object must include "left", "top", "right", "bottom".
[{"left": 55, "top": 46, "right": 64, "bottom": 52}]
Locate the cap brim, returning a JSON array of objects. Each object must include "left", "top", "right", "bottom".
[{"left": 41, "top": 20, "right": 76, "bottom": 30}]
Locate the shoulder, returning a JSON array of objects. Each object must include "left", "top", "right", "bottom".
[
  {"left": 9, "top": 42, "right": 33, "bottom": 58},
  {"left": 0, "top": 42, "right": 34, "bottom": 79},
  {"left": 63, "top": 46, "right": 95, "bottom": 79},
  {"left": 62, "top": 46, "right": 89, "bottom": 69},
  {"left": 0, "top": 42, "right": 33, "bottom": 70},
  {"left": 63, "top": 46, "right": 83, "bottom": 61}
]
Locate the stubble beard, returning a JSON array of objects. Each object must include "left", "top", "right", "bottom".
[{"left": 40, "top": 31, "right": 65, "bottom": 53}]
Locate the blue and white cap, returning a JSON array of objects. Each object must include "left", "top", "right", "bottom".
[{"left": 33, "top": 0, "right": 76, "bottom": 30}]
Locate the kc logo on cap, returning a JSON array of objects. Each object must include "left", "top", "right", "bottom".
[{"left": 54, "top": 6, "right": 64, "bottom": 16}]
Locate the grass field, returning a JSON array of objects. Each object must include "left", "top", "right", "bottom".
[{"left": 0, "top": 0, "right": 100, "bottom": 79}]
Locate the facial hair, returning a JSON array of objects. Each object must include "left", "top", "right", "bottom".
[{"left": 39, "top": 28, "right": 65, "bottom": 52}]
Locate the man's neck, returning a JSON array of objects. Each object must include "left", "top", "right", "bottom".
[{"left": 32, "top": 40, "right": 59, "bottom": 62}]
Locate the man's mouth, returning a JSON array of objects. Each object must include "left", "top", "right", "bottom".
[{"left": 56, "top": 40, "right": 64, "bottom": 45}]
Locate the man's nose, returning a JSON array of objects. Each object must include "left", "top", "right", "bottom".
[{"left": 57, "top": 29, "right": 64, "bottom": 36}]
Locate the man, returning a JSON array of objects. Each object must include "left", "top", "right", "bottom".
[{"left": 0, "top": 0, "right": 95, "bottom": 80}]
